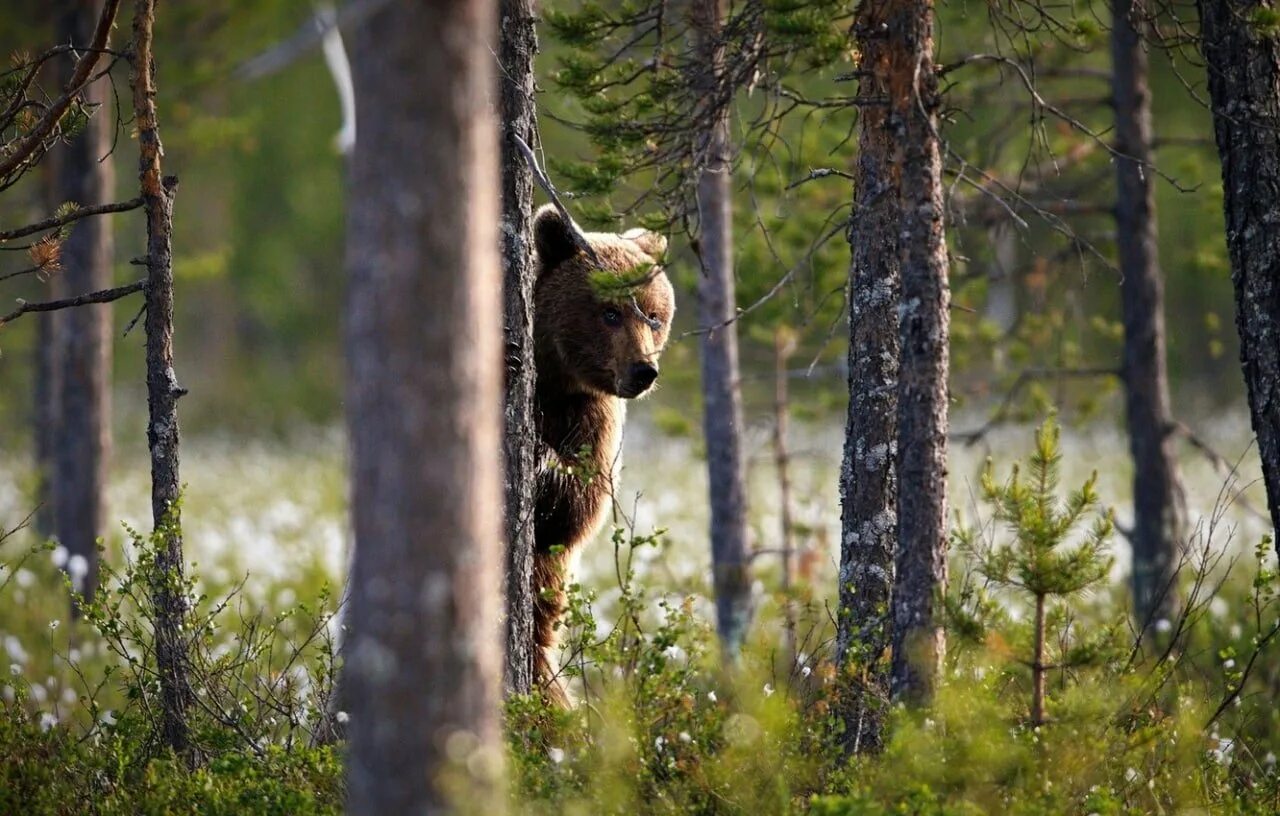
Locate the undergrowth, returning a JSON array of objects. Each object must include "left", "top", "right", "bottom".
[{"left": 1, "top": 423, "right": 1277, "bottom": 813}]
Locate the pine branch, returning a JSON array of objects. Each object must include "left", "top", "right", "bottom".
[{"left": 0, "top": 197, "right": 145, "bottom": 242}]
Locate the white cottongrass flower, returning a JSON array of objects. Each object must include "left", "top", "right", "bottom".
[
  {"left": 707, "top": 690, "right": 717, "bottom": 703},
  {"left": 1153, "top": 618, "right": 1173, "bottom": 634},
  {"left": 9, "top": 664, "right": 20, "bottom": 676},
  {"left": 1210, "top": 738, "right": 1235, "bottom": 765},
  {"left": 1124, "top": 767, "right": 1140, "bottom": 784},
  {"left": 548, "top": 747, "right": 565, "bottom": 764},
  {"left": 39, "top": 711, "right": 57, "bottom": 731},
  {"left": 14, "top": 569, "right": 34, "bottom": 588},
  {"left": 67, "top": 554, "right": 89, "bottom": 590},
  {"left": 654, "top": 735, "right": 666, "bottom": 751},
  {"left": 4, "top": 636, "right": 27, "bottom": 664},
  {"left": 679, "top": 731, "right": 692, "bottom": 744},
  {"left": 801, "top": 665, "right": 812, "bottom": 678},
  {"left": 1223, "top": 658, "right": 1236, "bottom": 670},
  {"left": 51, "top": 545, "right": 68, "bottom": 568},
  {"left": 763, "top": 683, "right": 775, "bottom": 698},
  {"left": 49, "top": 619, "right": 59, "bottom": 630},
  {"left": 335, "top": 711, "right": 350, "bottom": 724}
]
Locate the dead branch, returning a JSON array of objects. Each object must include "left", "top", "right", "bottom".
[
  {"left": 511, "top": 132, "right": 603, "bottom": 267},
  {"left": 0, "top": 197, "right": 144, "bottom": 242},
  {"left": 0, "top": 0, "right": 124, "bottom": 187},
  {"left": 0, "top": 279, "right": 144, "bottom": 327}
]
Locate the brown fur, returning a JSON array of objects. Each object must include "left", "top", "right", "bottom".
[{"left": 530, "top": 206, "right": 674, "bottom": 704}]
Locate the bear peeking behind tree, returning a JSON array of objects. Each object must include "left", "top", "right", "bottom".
[{"left": 529, "top": 204, "right": 675, "bottom": 705}]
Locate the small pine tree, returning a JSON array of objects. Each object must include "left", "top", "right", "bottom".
[{"left": 956, "top": 417, "right": 1117, "bottom": 727}]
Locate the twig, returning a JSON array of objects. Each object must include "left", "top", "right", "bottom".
[
  {"left": 511, "top": 133, "right": 603, "bottom": 267},
  {"left": 0, "top": 197, "right": 144, "bottom": 242},
  {"left": 0, "top": 279, "right": 145, "bottom": 327},
  {"left": 0, "top": 0, "right": 124, "bottom": 184},
  {"left": 953, "top": 366, "right": 1120, "bottom": 445}
]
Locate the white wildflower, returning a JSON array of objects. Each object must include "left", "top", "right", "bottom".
[
  {"left": 1124, "top": 767, "right": 1140, "bottom": 784},
  {"left": 9, "top": 664, "right": 20, "bottom": 676},
  {"left": 763, "top": 683, "right": 774, "bottom": 698},
  {"left": 707, "top": 690, "right": 717, "bottom": 703},
  {"left": 335, "top": 711, "right": 350, "bottom": 724},
  {"left": 30, "top": 684, "right": 47, "bottom": 703},
  {"left": 654, "top": 735, "right": 666, "bottom": 751},
  {"left": 4, "top": 636, "right": 26, "bottom": 664},
  {"left": 1153, "top": 618, "right": 1173, "bottom": 634},
  {"left": 51, "top": 545, "right": 68, "bottom": 568},
  {"left": 1209, "top": 597, "right": 1229, "bottom": 619},
  {"left": 548, "top": 747, "right": 565, "bottom": 764},
  {"left": 1210, "top": 738, "right": 1234, "bottom": 765},
  {"left": 801, "top": 666, "right": 812, "bottom": 678},
  {"left": 679, "top": 731, "right": 692, "bottom": 744},
  {"left": 1263, "top": 752, "right": 1276, "bottom": 767},
  {"left": 39, "top": 711, "right": 57, "bottom": 731},
  {"left": 49, "top": 619, "right": 59, "bottom": 630},
  {"left": 14, "top": 569, "right": 34, "bottom": 588},
  {"left": 67, "top": 554, "right": 89, "bottom": 590},
  {"left": 1223, "top": 658, "right": 1236, "bottom": 670}
]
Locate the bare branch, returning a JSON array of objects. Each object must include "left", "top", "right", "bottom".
[
  {"left": 511, "top": 132, "right": 603, "bottom": 267},
  {"left": 0, "top": 279, "right": 145, "bottom": 327},
  {"left": 0, "top": 197, "right": 144, "bottom": 242},
  {"left": 0, "top": 0, "right": 124, "bottom": 185}
]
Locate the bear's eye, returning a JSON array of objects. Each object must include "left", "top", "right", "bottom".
[
  {"left": 602, "top": 307, "right": 623, "bottom": 327},
  {"left": 648, "top": 312, "right": 663, "bottom": 327}
]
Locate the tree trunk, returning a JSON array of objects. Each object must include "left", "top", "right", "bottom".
[
  {"left": 774, "top": 330, "right": 797, "bottom": 665},
  {"left": 1198, "top": 0, "right": 1280, "bottom": 550},
  {"left": 694, "top": 0, "right": 752, "bottom": 660},
  {"left": 888, "top": 0, "right": 951, "bottom": 704},
  {"left": 343, "top": 2, "right": 503, "bottom": 812},
  {"left": 53, "top": 0, "right": 115, "bottom": 611},
  {"left": 130, "top": 0, "right": 191, "bottom": 759},
  {"left": 1112, "top": 0, "right": 1186, "bottom": 628},
  {"left": 835, "top": 0, "right": 902, "bottom": 753},
  {"left": 499, "top": 0, "right": 539, "bottom": 697},
  {"left": 33, "top": 163, "right": 63, "bottom": 541}
]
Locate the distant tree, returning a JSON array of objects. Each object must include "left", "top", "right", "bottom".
[
  {"left": 835, "top": 0, "right": 902, "bottom": 754},
  {"left": 51, "top": 0, "right": 116, "bottom": 612},
  {"left": 342, "top": 0, "right": 504, "bottom": 812},
  {"left": 692, "top": 0, "right": 753, "bottom": 659},
  {"left": 888, "top": 0, "right": 951, "bottom": 704},
  {"left": 1111, "top": 0, "right": 1187, "bottom": 627},
  {"left": 1198, "top": 0, "right": 1280, "bottom": 550},
  {"left": 499, "top": 0, "right": 539, "bottom": 697}
]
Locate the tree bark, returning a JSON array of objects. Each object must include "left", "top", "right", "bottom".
[
  {"left": 888, "top": 0, "right": 951, "bottom": 704},
  {"left": 130, "top": 0, "right": 191, "bottom": 759},
  {"left": 343, "top": 1, "right": 503, "bottom": 812},
  {"left": 835, "top": 0, "right": 902, "bottom": 752},
  {"left": 694, "top": 0, "right": 753, "bottom": 659},
  {"left": 774, "top": 330, "right": 797, "bottom": 665},
  {"left": 499, "top": 0, "right": 539, "bottom": 697},
  {"left": 1198, "top": 0, "right": 1280, "bottom": 550},
  {"left": 1112, "top": 0, "right": 1186, "bottom": 628},
  {"left": 53, "top": 0, "right": 116, "bottom": 611}
]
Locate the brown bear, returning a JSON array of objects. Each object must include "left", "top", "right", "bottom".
[{"left": 530, "top": 204, "right": 674, "bottom": 704}]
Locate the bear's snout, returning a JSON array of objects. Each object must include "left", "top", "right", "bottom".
[{"left": 621, "top": 362, "right": 659, "bottom": 398}]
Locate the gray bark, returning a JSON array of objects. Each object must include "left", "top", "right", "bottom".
[
  {"left": 835, "top": 0, "right": 902, "bottom": 752},
  {"left": 499, "top": 0, "right": 539, "bottom": 697},
  {"left": 1198, "top": 0, "right": 1280, "bottom": 549},
  {"left": 53, "top": 0, "right": 115, "bottom": 610},
  {"left": 130, "top": 0, "right": 191, "bottom": 758},
  {"left": 694, "top": 0, "right": 752, "bottom": 658},
  {"left": 343, "top": 1, "right": 503, "bottom": 813},
  {"left": 1111, "top": 0, "right": 1186, "bottom": 627},
  {"left": 888, "top": 0, "right": 951, "bottom": 704}
]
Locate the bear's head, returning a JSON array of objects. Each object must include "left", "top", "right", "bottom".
[{"left": 533, "top": 205, "right": 675, "bottom": 399}]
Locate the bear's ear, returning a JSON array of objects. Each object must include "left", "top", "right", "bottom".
[
  {"left": 622, "top": 228, "right": 667, "bottom": 261},
  {"left": 534, "top": 204, "right": 581, "bottom": 270}
]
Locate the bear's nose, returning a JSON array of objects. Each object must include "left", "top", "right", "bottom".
[{"left": 627, "top": 362, "right": 659, "bottom": 394}]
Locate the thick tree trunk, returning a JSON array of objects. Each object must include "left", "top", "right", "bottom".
[
  {"left": 343, "top": 2, "right": 503, "bottom": 813},
  {"left": 131, "top": 0, "right": 191, "bottom": 759},
  {"left": 888, "top": 0, "right": 950, "bottom": 704},
  {"left": 694, "top": 0, "right": 752, "bottom": 659},
  {"left": 499, "top": 0, "right": 539, "bottom": 697},
  {"left": 835, "top": 0, "right": 902, "bottom": 753},
  {"left": 53, "top": 0, "right": 115, "bottom": 610},
  {"left": 1198, "top": 0, "right": 1280, "bottom": 549},
  {"left": 774, "top": 330, "right": 797, "bottom": 664},
  {"left": 1112, "top": 0, "right": 1186, "bottom": 627}
]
